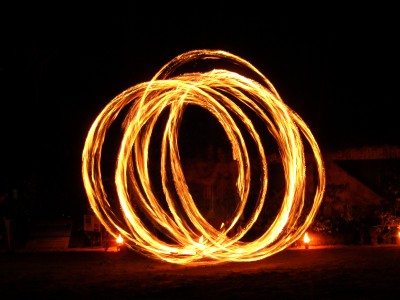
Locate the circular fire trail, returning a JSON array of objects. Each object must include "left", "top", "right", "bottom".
[{"left": 82, "top": 49, "right": 325, "bottom": 265}]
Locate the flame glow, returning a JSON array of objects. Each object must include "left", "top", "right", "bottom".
[
  {"left": 82, "top": 49, "right": 325, "bottom": 265},
  {"left": 304, "top": 232, "right": 310, "bottom": 244},
  {"left": 116, "top": 234, "right": 123, "bottom": 245}
]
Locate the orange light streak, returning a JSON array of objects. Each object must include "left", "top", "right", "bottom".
[{"left": 82, "top": 49, "right": 325, "bottom": 265}]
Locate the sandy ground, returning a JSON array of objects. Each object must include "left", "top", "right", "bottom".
[{"left": 1, "top": 245, "right": 400, "bottom": 299}]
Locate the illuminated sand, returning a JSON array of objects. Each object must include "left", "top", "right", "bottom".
[
  {"left": 2, "top": 246, "right": 400, "bottom": 298},
  {"left": 82, "top": 49, "right": 325, "bottom": 265}
]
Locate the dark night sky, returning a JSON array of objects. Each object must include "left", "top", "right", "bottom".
[{"left": 0, "top": 4, "right": 398, "bottom": 217}]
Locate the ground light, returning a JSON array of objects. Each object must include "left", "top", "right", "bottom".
[
  {"left": 116, "top": 234, "right": 124, "bottom": 252},
  {"left": 398, "top": 227, "right": 400, "bottom": 244},
  {"left": 304, "top": 232, "right": 310, "bottom": 249}
]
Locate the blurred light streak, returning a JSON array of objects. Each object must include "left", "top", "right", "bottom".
[{"left": 82, "top": 49, "right": 325, "bottom": 265}]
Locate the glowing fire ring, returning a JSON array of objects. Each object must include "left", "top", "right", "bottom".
[{"left": 82, "top": 49, "right": 325, "bottom": 265}]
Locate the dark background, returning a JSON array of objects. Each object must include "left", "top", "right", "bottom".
[{"left": 0, "top": 4, "right": 398, "bottom": 219}]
